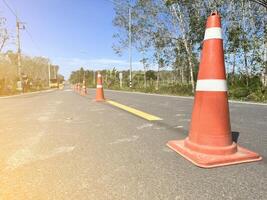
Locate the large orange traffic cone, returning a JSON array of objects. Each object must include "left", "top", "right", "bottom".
[
  {"left": 95, "top": 72, "right": 105, "bottom": 101},
  {"left": 167, "top": 11, "right": 262, "bottom": 168}
]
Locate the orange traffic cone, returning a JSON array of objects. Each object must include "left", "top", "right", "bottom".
[
  {"left": 81, "top": 80, "right": 87, "bottom": 96},
  {"left": 76, "top": 83, "right": 80, "bottom": 93},
  {"left": 167, "top": 11, "right": 262, "bottom": 168},
  {"left": 74, "top": 83, "right": 77, "bottom": 92},
  {"left": 95, "top": 72, "right": 105, "bottom": 101}
]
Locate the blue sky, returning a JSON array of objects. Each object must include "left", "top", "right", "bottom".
[{"left": 0, "top": 0, "right": 143, "bottom": 78}]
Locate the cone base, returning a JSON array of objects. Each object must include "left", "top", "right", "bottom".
[
  {"left": 167, "top": 139, "right": 262, "bottom": 168},
  {"left": 80, "top": 92, "right": 87, "bottom": 96},
  {"left": 95, "top": 98, "right": 105, "bottom": 102}
]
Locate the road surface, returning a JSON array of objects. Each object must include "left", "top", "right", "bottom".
[{"left": 0, "top": 87, "right": 266, "bottom": 199}]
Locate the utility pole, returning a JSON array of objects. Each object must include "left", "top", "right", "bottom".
[
  {"left": 93, "top": 71, "right": 95, "bottom": 86},
  {"left": 128, "top": 6, "right": 132, "bottom": 88},
  {"left": 82, "top": 71, "right": 85, "bottom": 90},
  {"left": 53, "top": 66, "right": 57, "bottom": 79},
  {"left": 48, "top": 63, "right": 51, "bottom": 87},
  {"left": 54, "top": 65, "right": 58, "bottom": 87},
  {"left": 16, "top": 16, "right": 23, "bottom": 91}
]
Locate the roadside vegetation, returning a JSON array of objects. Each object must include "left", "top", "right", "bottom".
[
  {"left": 0, "top": 52, "right": 64, "bottom": 96},
  {"left": 69, "top": 67, "right": 267, "bottom": 102}
]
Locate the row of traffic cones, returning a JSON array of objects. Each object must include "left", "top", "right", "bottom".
[
  {"left": 71, "top": 11, "right": 262, "bottom": 168},
  {"left": 73, "top": 83, "right": 83, "bottom": 94},
  {"left": 72, "top": 72, "right": 105, "bottom": 101}
]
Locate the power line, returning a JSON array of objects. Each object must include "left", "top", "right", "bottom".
[
  {"left": 25, "top": 28, "right": 42, "bottom": 54},
  {"left": 249, "top": 0, "right": 267, "bottom": 8},
  {"left": 2, "top": 0, "right": 42, "bottom": 54},
  {"left": 2, "top": 0, "right": 17, "bottom": 18}
]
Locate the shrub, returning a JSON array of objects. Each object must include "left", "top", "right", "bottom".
[{"left": 229, "top": 87, "right": 250, "bottom": 99}]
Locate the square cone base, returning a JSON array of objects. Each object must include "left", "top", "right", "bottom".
[{"left": 167, "top": 140, "right": 262, "bottom": 168}]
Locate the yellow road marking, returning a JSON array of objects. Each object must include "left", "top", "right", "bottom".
[{"left": 106, "top": 100, "right": 162, "bottom": 121}]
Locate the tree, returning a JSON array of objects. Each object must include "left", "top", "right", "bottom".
[{"left": 0, "top": 15, "right": 8, "bottom": 53}]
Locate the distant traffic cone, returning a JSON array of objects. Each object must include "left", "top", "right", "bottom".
[
  {"left": 81, "top": 80, "right": 87, "bottom": 96},
  {"left": 77, "top": 83, "right": 81, "bottom": 93},
  {"left": 95, "top": 72, "right": 105, "bottom": 101},
  {"left": 74, "top": 83, "right": 77, "bottom": 92},
  {"left": 167, "top": 11, "right": 262, "bottom": 168},
  {"left": 75, "top": 83, "right": 78, "bottom": 92}
]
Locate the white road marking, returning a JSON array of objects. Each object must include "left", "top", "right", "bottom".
[
  {"left": 174, "top": 125, "right": 184, "bottom": 129},
  {"left": 109, "top": 135, "right": 139, "bottom": 145},
  {"left": 153, "top": 126, "right": 166, "bottom": 130},
  {"left": 175, "top": 114, "right": 186, "bottom": 117},
  {"left": 179, "top": 119, "right": 190, "bottom": 122},
  {"left": 6, "top": 145, "right": 75, "bottom": 170},
  {"left": 137, "top": 123, "right": 153, "bottom": 130}
]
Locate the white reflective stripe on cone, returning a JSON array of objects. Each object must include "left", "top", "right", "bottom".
[
  {"left": 204, "top": 27, "right": 222, "bottom": 40},
  {"left": 97, "top": 85, "right": 103, "bottom": 88},
  {"left": 97, "top": 74, "right": 101, "bottom": 78},
  {"left": 196, "top": 79, "right": 227, "bottom": 91}
]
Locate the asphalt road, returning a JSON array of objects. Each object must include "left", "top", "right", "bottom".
[{"left": 0, "top": 87, "right": 266, "bottom": 199}]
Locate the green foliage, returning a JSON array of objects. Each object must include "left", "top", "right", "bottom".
[
  {"left": 157, "top": 84, "right": 193, "bottom": 96},
  {"left": 146, "top": 70, "right": 157, "bottom": 80},
  {"left": 69, "top": 68, "right": 96, "bottom": 87},
  {"left": 228, "top": 75, "right": 267, "bottom": 102}
]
